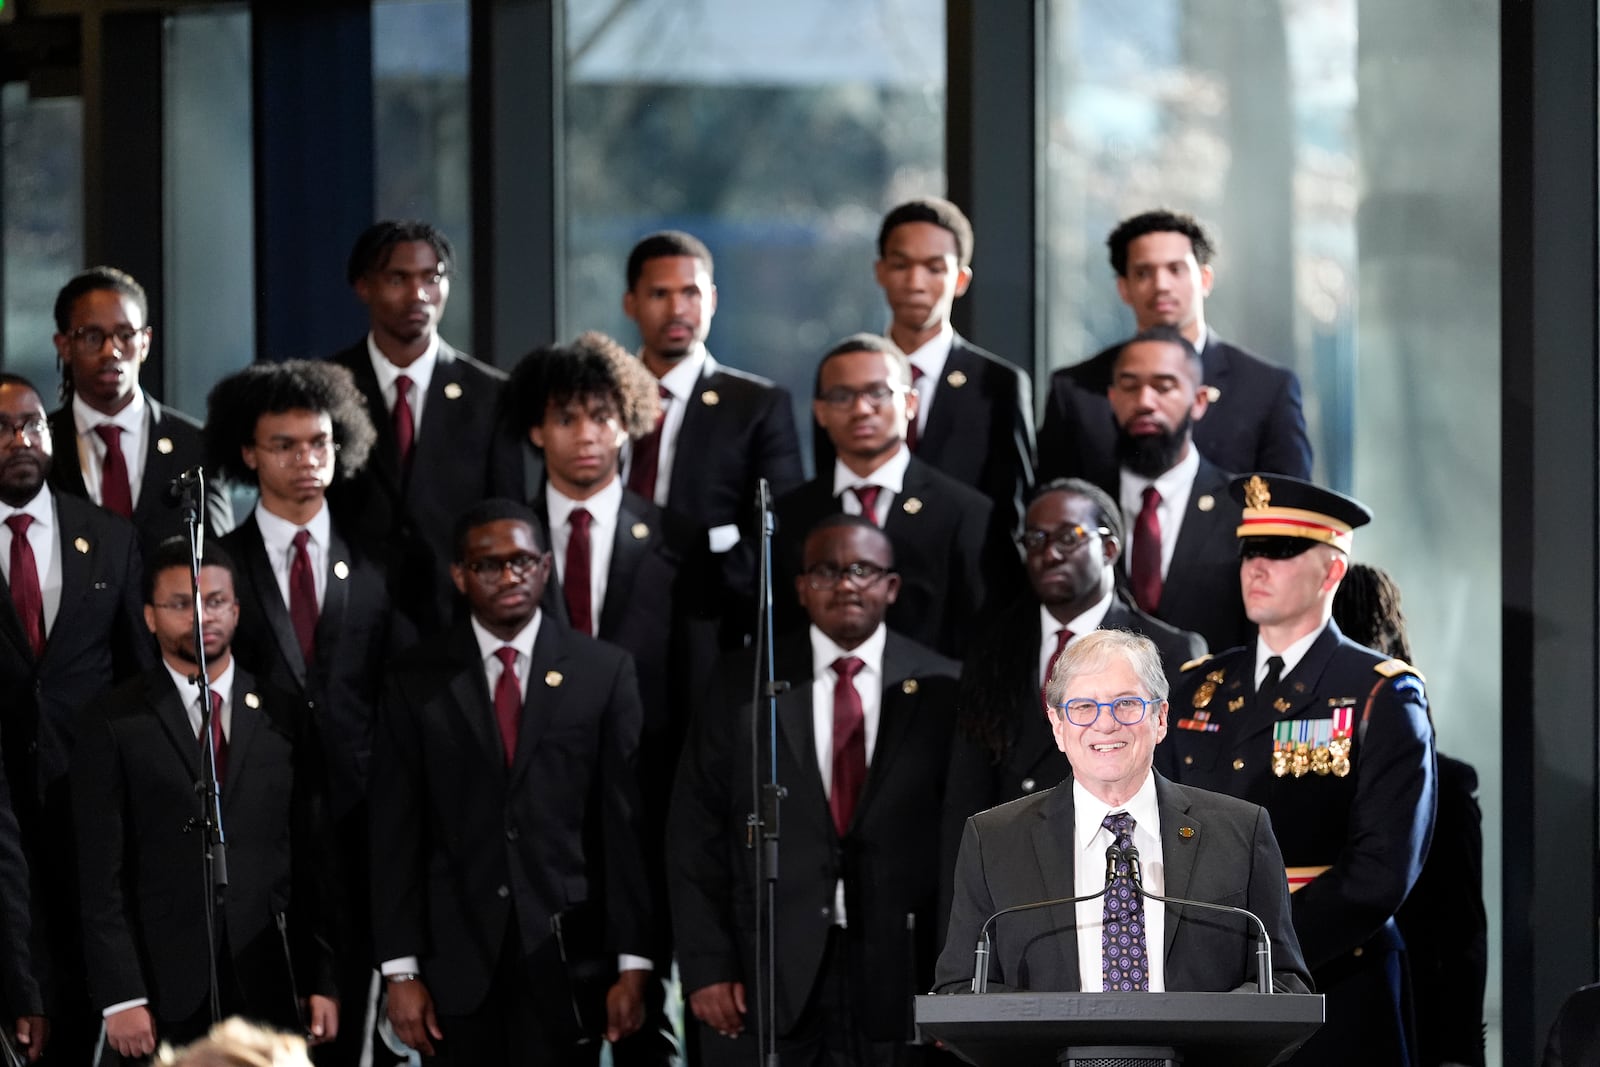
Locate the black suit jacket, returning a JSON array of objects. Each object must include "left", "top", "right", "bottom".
[
  {"left": 0, "top": 756, "right": 40, "bottom": 1019},
  {"left": 773, "top": 455, "right": 1007, "bottom": 658},
  {"left": 325, "top": 340, "right": 520, "bottom": 635},
  {"left": 813, "top": 334, "right": 1035, "bottom": 538},
  {"left": 1037, "top": 333, "right": 1312, "bottom": 486},
  {"left": 47, "top": 396, "right": 236, "bottom": 556},
  {"left": 369, "top": 616, "right": 651, "bottom": 1023},
  {"left": 933, "top": 773, "right": 1311, "bottom": 995},
  {"left": 71, "top": 666, "right": 338, "bottom": 1025},
  {"left": 668, "top": 631, "right": 960, "bottom": 1039}
]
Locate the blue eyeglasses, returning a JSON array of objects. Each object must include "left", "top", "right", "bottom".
[{"left": 1051, "top": 695, "right": 1158, "bottom": 727}]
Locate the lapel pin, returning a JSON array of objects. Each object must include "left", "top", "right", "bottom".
[
  {"left": 901, "top": 497, "right": 923, "bottom": 515},
  {"left": 631, "top": 522, "right": 649, "bottom": 540},
  {"left": 1205, "top": 385, "right": 1222, "bottom": 404},
  {"left": 1197, "top": 494, "right": 1215, "bottom": 512},
  {"left": 1292, "top": 681, "right": 1307, "bottom": 693},
  {"left": 1273, "top": 698, "right": 1292, "bottom": 713},
  {"left": 74, "top": 537, "right": 90, "bottom": 554},
  {"left": 443, "top": 382, "right": 463, "bottom": 400},
  {"left": 701, "top": 390, "right": 720, "bottom": 406},
  {"left": 946, "top": 370, "right": 968, "bottom": 388},
  {"left": 1228, "top": 697, "right": 1245, "bottom": 712},
  {"left": 1179, "top": 826, "right": 1195, "bottom": 839},
  {"left": 156, "top": 437, "right": 174, "bottom": 455},
  {"left": 545, "top": 670, "right": 563, "bottom": 687},
  {"left": 901, "top": 678, "right": 919, "bottom": 695},
  {"left": 244, "top": 692, "right": 261, "bottom": 709},
  {"left": 333, "top": 560, "right": 350, "bottom": 580}
]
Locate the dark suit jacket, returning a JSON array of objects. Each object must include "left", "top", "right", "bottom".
[
  {"left": 773, "top": 455, "right": 1007, "bottom": 658},
  {"left": 932, "top": 773, "right": 1311, "bottom": 996},
  {"left": 668, "top": 631, "right": 961, "bottom": 1039},
  {"left": 813, "top": 334, "right": 1035, "bottom": 538},
  {"left": 47, "top": 396, "right": 236, "bottom": 556},
  {"left": 369, "top": 616, "right": 652, "bottom": 1023},
  {"left": 0, "top": 755, "right": 40, "bottom": 1019},
  {"left": 1037, "top": 333, "right": 1312, "bottom": 486},
  {"left": 1134, "top": 456, "right": 1252, "bottom": 654},
  {"left": 325, "top": 340, "right": 520, "bottom": 635},
  {"left": 71, "top": 666, "right": 338, "bottom": 1026}
]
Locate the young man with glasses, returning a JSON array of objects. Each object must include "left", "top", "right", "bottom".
[
  {"left": 72, "top": 537, "right": 340, "bottom": 1063},
  {"left": 370, "top": 498, "right": 652, "bottom": 1066},
  {"left": 935, "top": 628, "right": 1311, "bottom": 998},
  {"left": 670, "top": 514, "right": 961, "bottom": 1066},
  {"left": 47, "top": 267, "right": 234, "bottom": 554},
  {"left": 774, "top": 333, "right": 1014, "bottom": 657},
  {"left": 206, "top": 359, "right": 396, "bottom": 1067}
]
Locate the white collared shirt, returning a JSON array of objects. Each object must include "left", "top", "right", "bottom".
[
  {"left": 902, "top": 322, "right": 954, "bottom": 439},
  {"left": 163, "top": 657, "right": 236, "bottom": 741},
  {"left": 1119, "top": 445, "right": 1201, "bottom": 583},
  {"left": 72, "top": 389, "right": 148, "bottom": 510},
  {"left": 545, "top": 477, "right": 622, "bottom": 636},
  {"left": 830, "top": 443, "right": 911, "bottom": 527},
  {"left": 1039, "top": 589, "right": 1115, "bottom": 690},
  {"left": 367, "top": 332, "right": 440, "bottom": 434},
  {"left": 1072, "top": 773, "right": 1167, "bottom": 992},
  {"left": 626, "top": 343, "right": 710, "bottom": 509},
  {"left": 1254, "top": 621, "right": 1329, "bottom": 688},
  {"left": 253, "top": 500, "right": 331, "bottom": 610},
  {"left": 0, "top": 490, "right": 61, "bottom": 635}
]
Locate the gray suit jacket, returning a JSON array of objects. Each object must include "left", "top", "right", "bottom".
[{"left": 933, "top": 772, "right": 1310, "bottom": 995}]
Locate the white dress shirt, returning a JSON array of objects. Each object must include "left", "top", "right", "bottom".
[
  {"left": 253, "top": 500, "right": 330, "bottom": 610},
  {"left": 1038, "top": 589, "right": 1114, "bottom": 690},
  {"left": 367, "top": 332, "right": 439, "bottom": 434},
  {"left": 1254, "top": 622, "right": 1328, "bottom": 688},
  {"left": 0, "top": 490, "right": 62, "bottom": 635},
  {"left": 830, "top": 443, "right": 911, "bottom": 527},
  {"left": 902, "top": 322, "right": 954, "bottom": 439},
  {"left": 72, "top": 389, "right": 149, "bottom": 510},
  {"left": 1119, "top": 445, "right": 1200, "bottom": 583},
  {"left": 809, "top": 622, "right": 886, "bottom": 928},
  {"left": 1072, "top": 773, "right": 1167, "bottom": 992},
  {"left": 545, "top": 477, "right": 622, "bottom": 635}
]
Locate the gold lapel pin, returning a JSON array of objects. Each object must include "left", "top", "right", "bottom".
[
  {"left": 244, "top": 692, "right": 261, "bottom": 709},
  {"left": 901, "top": 678, "right": 919, "bottom": 695},
  {"left": 1273, "top": 698, "right": 1292, "bottom": 713},
  {"left": 902, "top": 497, "right": 923, "bottom": 515},
  {"left": 946, "top": 370, "right": 968, "bottom": 388},
  {"left": 74, "top": 537, "right": 89, "bottom": 554},
  {"left": 1179, "top": 826, "right": 1195, "bottom": 839},
  {"left": 1205, "top": 385, "right": 1222, "bottom": 404},
  {"left": 333, "top": 560, "right": 350, "bottom": 580},
  {"left": 156, "top": 437, "right": 174, "bottom": 455},
  {"left": 1228, "top": 697, "right": 1245, "bottom": 712},
  {"left": 701, "top": 390, "right": 720, "bottom": 406},
  {"left": 1197, "top": 494, "right": 1215, "bottom": 512},
  {"left": 1292, "top": 681, "right": 1307, "bottom": 693},
  {"left": 545, "top": 670, "right": 563, "bottom": 687},
  {"left": 631, "top": 522, "right": 649, "bottom": 540},
  {"left": 443, "top": 382, "right": 463, "bottom": 400}
]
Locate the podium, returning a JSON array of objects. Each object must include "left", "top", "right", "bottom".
[{"left": 915, "top": 991, "right": 1324, "bottom": 1066}]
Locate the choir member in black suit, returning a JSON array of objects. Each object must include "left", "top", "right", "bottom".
[
  {"left": 0, "top": 753, "right": 44, "bottom": 1063},
  {"left": 72, "top": 538, "right": 340, "bottom": 1063},
  {"left": 325, "top": 220, "right": 523, "bottom": 636},
  {"left": 814, "top": 197, "right": 1035, "bottom": 539},
  {"left": 370, "top": 500, "right": 653, "bottom": 1066},
  {"left": 46, "top": 267, "right": 233, "bottom": 553},
  {"left": 1039, "top": 209, "right": 1311, "bottom": 484},
  {"left": 207, "top": 359, "right": 395, "bottom": 1067}
]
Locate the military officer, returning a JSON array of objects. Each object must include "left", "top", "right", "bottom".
[{"left": 1158, "top": 474, "right": 1436, "bottom": 1067}]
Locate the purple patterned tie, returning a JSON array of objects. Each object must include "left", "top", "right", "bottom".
[{"left": 1101, "top": 811, "right": 1150, "bottom": 991}]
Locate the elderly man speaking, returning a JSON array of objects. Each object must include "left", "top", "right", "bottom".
[{"left": 934, "top": 629, "right": 1311, "bottom": 995}]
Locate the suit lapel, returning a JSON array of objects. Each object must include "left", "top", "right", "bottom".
[
  {"left": 344, "top": 349, "right": 403, "bottom": 498},
  {"left": 413, "top": 344, "right": 467, "bottom": 475},
  {"left": 774, "top": 641, "right": 827, "bottom": 812},
  {"left": 135, "top": 401, "right": 179, "bottom": 529},
  {"left": 1008, "top": 604, "right": 1059, "bottom": 777},
  {"left": 238, "top": 518, "right": 309, "bottom": 686},
  {"left": 1271, "top": 623, "right": 1343, "bottom": 720},
  {"left": 882, "top": 456, "right": 930, "bottom": 536},
  {"left": 916, "top": 340, "right": 973, "bottom": 463},
  {"left": 47, "top": 408, "right": 91, "bottom": 499},
  {"left": 314, "top": 523, "right": 354, "bottom": 665},
  {"left": 1159, "top": 460, "right": 1228, "bottom": 613},
  {"left": 599, "top": 492, "right": 652, "bottom": 639},
  {"left": 223, "top": 668, "right": 264, "bottom": 807},
  {"left": 48, "top": 500, "right": 96, "bottom": 661},
  {"left": 151, "top": 671, "right": 204, "bottom": 782},
  {"left": 508, "top": 618, "right": 564, "bottom": 788},
  {"left": 1154, "top": 775, "right": 1199, "bottom": 961},
  {"left": 850, "top": 635, "right": 916, "bottom": 828},
  {"left": 1031, "top": 786, "right": 1082, "bottom": 987},
  {"left": 1200, "top": 335, "right": 1233, "bottom": 399},
  {"left": 666, "top": 365, "right": 720, "bottom": 506},
  {"left": 444, "top": 624, "right": 504, "bottom": 769}
]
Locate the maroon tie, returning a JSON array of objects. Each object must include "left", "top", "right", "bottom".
[
  {"left": 564, "top": 508, "right": 593, "bottom": 635},
  {"left": 1131, "top": 486, "right": 1164, "bottom": 615},
  {"left": 852, "top": 485, "right": 881, "bottom": 527},
  {"left": 94, "top": 424, "right": 134, "bottom": 519},
  {"left": 626, "top": 385, "right": 670, "bottom": 499},
  {"left": 5, "top": 515, "right": 44, "bottom": 660},
  {"left": 288, "top": 529, "right": 319, "bottom": 666},
  {"left": 1041, "top": 627, "right": 1073, "bottom": 714},
  {"left": 830, "top": 656, "right": 867, "bottom": 837},
  {"left": 493, "top": 646, "right": 521, "bottom": 767},
  {"left": 203, "top": 689, "right": 228, "bottom": 789},
  {"left": 393, "top": 375, "right": 416, "bottom": 469},
  {"left": 906, "top": 365, "right": 925, "bottom": 452}
]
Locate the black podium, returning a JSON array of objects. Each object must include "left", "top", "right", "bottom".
[{"left": 915, "top": 991, "right": 1324, "bottom": 1066}]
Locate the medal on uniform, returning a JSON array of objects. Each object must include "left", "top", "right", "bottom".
[
  {"left": 1227, "top": 696, "right": 1244, "bottom": 713},
  {"left": 1291, "top": 719, "right": 1311, "bottom": 777},
  {"left": 1271, "top": 721, "right": 1292, "bottom": 777},
  {"left": 1329, "top": 706, "right": 1354, "bottom": 777},
  {"left": 1193, "top": 681, "right": 1216, "bottom": 708}
]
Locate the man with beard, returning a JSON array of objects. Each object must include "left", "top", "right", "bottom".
[
  {"left": 1104, "top": 327, "right": 1249, "bottom": 652},
  {"left": 72, "top": 538, "right": 340, "bottom": 1062},
  {"left": 0, "top": 372, "right": 151, "bottom": 1065}
]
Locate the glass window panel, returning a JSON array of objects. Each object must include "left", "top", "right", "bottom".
[
  {"left": 564, "top": 0, "right": 945, "bottom": 467},
  {"left": 1043, "top": 0, "right": 1500, "bottom": 1058}
]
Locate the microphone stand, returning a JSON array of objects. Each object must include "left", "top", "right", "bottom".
[
  {"left": 175, "top": 468, "right": 229, "bottom": 1024},
  {"left": 746, "top": 479, "right": 784, "bottom": 1066},
  {"left": 972, "top": 846, "right": 1121, "bottom": 992},
  {"left": 1121, "top": 847, "right": 1275, "bottom": 994}
]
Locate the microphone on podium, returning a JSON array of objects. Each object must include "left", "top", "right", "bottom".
[
  {"left": 1120, "top": 846, "right": 1278, "bottom": 994},
  {"left": 971, "top": 845, "right": 1121, "bottom": 993}
]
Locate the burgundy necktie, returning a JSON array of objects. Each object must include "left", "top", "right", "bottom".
[
  {"left": 1102, "top": 811, "right": 1149, "bottom": 990},
  {"left": 203, "top": 689, "right": 228, "bottom": 789},
  {"left": 626, "top": 385, "right": 670, "bottom": 499},
  {"left": 288, "top": 529, "right": 319, "bottom": 666},
  {"left": 94, "top": 424, "right": 134, "bottom": 519},
  {"left": 1041, "top": 627, "right": 1073, "bottom": 714},
  {"left": 564, "top": 508, "right": 593, "bottom": 635},
  {"left": 906, "top": 365, "right": 925, "bottom": 452},
  {"left": 830, "top": 656, "right": 867, "bottom": 837},
  {"left": 1131, "top": 486, "right": 1164, "bottom": 615},
  {"left": 852, "top": 485, "right": 881, "bottom": 527},
  {"left": 493, "top": 646, "right": 521, "bottom": 767},
  {"left": 393, "top": 375, "right": 416, "bottom": 469},
  {"left": 5, "top": 515, "right": 44, "bottom": 659}
]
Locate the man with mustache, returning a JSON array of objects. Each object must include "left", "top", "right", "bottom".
[{"left": 0, "top": 372, "right": 151, "bottom": 1065}]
